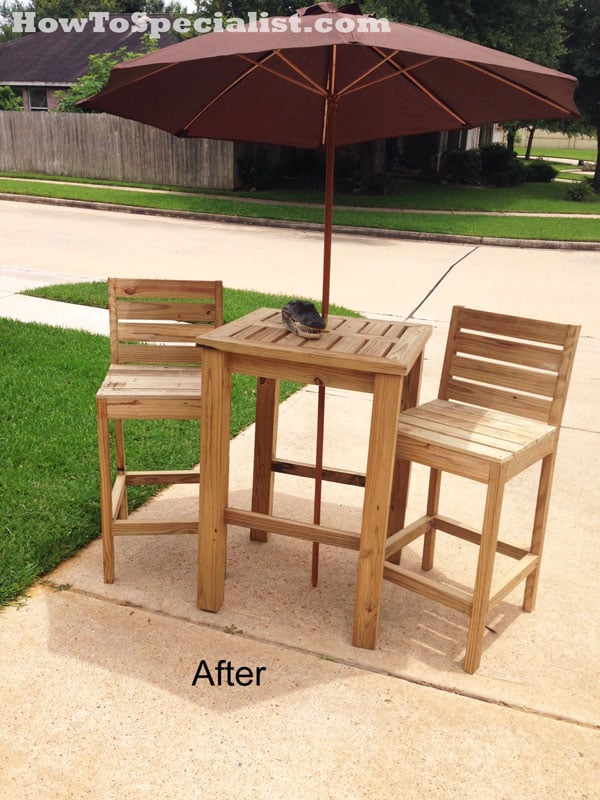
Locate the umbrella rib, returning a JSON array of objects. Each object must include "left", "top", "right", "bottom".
[
  {"left": 271, "top": 51, "right": 329, "bottom": 96},
  {"left": 337, "top": 52, "right": 432, "bottom": 96},
  {"left": 179, "top": 55, "right": 275, "bottom": 132},
  {"left": 400, "top": 67, "right": 467, "bottom": 125},
  {"left": 457, "top": 59, "right": 576, "bottom": 115},
  {"left": 236, "top": 52, "right": 327, "bottom": 97},
  {"left": 179, "top": 51, "right": 289, "bottom": 133},
  {"left": 340, "top": 49, "right": 466, "bottom": 126}
]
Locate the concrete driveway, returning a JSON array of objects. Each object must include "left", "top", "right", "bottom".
[{"left": 2, "top": 198, "right": 598, "bottom": 330}]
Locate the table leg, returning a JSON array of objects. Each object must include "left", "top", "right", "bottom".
[
  {"left": 198, "top": 348, "right": 231, "bottom": 612},
  {"left": 250, "top": 377, "right": 279, "bottom": 542},
  {"left": 352, "top": 373, "right": 403, "bottom": 649}
]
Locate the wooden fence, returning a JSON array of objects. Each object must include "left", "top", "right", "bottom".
[{"left": 0, "top": 111, "right": 239, "bottom": 189}]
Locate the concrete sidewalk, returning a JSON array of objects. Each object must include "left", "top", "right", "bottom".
[{"left": 1, "top": 213, "right": 599, "bottom": 797}]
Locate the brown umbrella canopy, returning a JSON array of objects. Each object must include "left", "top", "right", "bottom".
[{"left": 82, "top": 3, "right": 579, "bottom": 149}]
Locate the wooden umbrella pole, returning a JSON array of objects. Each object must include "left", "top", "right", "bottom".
[
  {"left": 321, "top": 44, "right": 337, "bottom": 324},
  {"left": 311, "top": 382, "right": 326, "bottom": 586},
  {"left": 311, "top": 63, "right": 337, "bottom": 587},
  {"left": 321, "top": 106, "right": 335, "bottom": 326}
]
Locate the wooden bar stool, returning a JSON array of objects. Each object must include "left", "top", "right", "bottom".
[
  {"left": 385, "top": 306, "right": 580, "bottom": 673},
  {"left": 96, "top": 277, "right": 223, "bottom": 583}
]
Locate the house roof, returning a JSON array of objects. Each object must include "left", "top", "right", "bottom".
[{"left": 0, "top": 15, "right": 177, "bottom": 85}]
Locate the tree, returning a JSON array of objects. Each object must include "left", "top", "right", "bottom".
[
  {"left": 501, "top": 121, "right": 521, "bottom": 155},
  {"left": 197, "top": 0, "right": 296, "bottom": 17},
  {"left": 362, "top": 0, "right": 429, "bottom": 25},
  {"left": 0, "top": 0, "right": 163, "bottom": 40},
  {"left": 562, "top": 0, "right": 600, "bottom": 190},
  {"left": 0, "top": 1, "right": 29, "bottom": 40},
  {"left": 420, "top": 1, "right": 573, "bottom": 162},
  {"left": 502, "top": 118, "right": 554, "bottom": 157},
  {"left": 55, "top": 37, "right": 157, "bottom": 112},
  {"left": 30, "top": 0, "right": 147, "bottom": 16},
  {"left": 370, "top": 0, "right": 567, "bottom": 59},
  {"left": 0, "top": 85, "right": 23, "bottom": 109}
]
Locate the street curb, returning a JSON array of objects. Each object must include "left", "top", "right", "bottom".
[{"left": 2, "top": 191, "right": 599, "bottom": 252}]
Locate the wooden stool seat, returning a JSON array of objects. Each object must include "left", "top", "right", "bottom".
[
  {"left": 98, "top": 365, "right": 203, "bottom": 408},
  {"left": 384, "top": 306, "right": 580, "bottom": 673},
  {"left": 396, "top": 399, "right": 556, "bottom": 475}
]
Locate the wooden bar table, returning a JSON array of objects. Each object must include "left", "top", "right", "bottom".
[{"left": 196, "top": 308, "right": 432, "bottom": 650}]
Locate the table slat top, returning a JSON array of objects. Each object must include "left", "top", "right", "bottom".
[{"left": 197, "top": 309, "right": 432, "bottom": 375}]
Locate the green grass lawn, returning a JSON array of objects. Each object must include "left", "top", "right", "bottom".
[
  {"left": 2, "top": 170, "right": 599, "bottom": 212},
  {"left": 1, "top": 173, "right": 599, "bottom": 242},
  {"left": 514, "top": 146, "right": 597, "bottom": 162},
  {"left": 0, "top": 285, "right": 357, "bottom": 607}
]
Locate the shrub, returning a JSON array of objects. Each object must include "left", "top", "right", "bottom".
[
  {"left": 0, "top": 85, "right": 23, "bottom": 110},
  {"left": 335, "top": 154, "right": 363, "bottom": 192},
  {"left": 566, "top": 179, "right": 595, "bottom": 202},
  {"left": 237, "top": 147, "right": 281, "bottom": 190},
  {"left": 480, "top": 143, "right": 513, "bottom": 175},
  {"left": 487, "top": 160, "right": 527, "bottom": 187},
  {"left": 480, "top": 144, "right": 526, "bottom": 186},
  {"left": 440, "top": 148, "right": 482, "bottom": 184},
  {"left": 525, "top": 161, "right": 558, "bottom": 183}
]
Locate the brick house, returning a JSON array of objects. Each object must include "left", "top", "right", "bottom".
[{"left": 0, "top": 15, "right": 176, "bottom": 111}]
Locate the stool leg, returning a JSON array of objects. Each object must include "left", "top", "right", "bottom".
[
  {"left": 422, "top": 468, "right": 441, "bottom": 571},
  {"left": 523, "top": 451, "right": 556, "bottom": 612},
  {"left": 113, "top": 419, "right": 128, "bottom": 519},
  {"left": 250, "top": 377, "right": 279, "bottom": 543},
  {"left": 198, "top": 348, "right": 230, "bottom": 612},
  {"left": 387, "top": 353, "right": 423, "bottom": 565},
  {"left": 97, "top": 398, "right": 114, "bottom": 584},
  {"left": 464, "top": 463, "right": 506, "bottom": 674},
  {"left": 387, "top": 455, "right": 411, "bottom": 565}
]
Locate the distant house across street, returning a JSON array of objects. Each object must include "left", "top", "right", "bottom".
[{"left": 0, "top": 15, "right": 177, "bottom": 110}]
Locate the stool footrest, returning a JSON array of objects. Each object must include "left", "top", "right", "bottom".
[
  {"left": 490, "top": 553, "right": 539, "bottom": 609},
  {"left": 271, "top": 459, "right": 366, "bottom": 487},
  {"left": 434, "top": 515, "right": 529, "bottom": 560},
  {"left": 385, "top": 515, "right": 432, "bottom": 558},
  {"left": 383, "top": 561, "right": 473, "bottom": 614},
  {"left": 113, "top": 520, "right": 198, "bottom": 536},
  {"left": 225, "top": 507, "right": 360, "bottom": 550},
  {"left": 384, "top": 513, "right": 540, "bottom": 616},
  {"left": 125, "top": 470, "right": 199, "bottom": 486}
]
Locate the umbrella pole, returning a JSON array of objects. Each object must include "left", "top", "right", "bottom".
[
  {"left": 321, "top": 104, "right": 335, "bottom": 326},
  {"left": 311, "top": 92, "right": 336, "bottom": 587},
  {"left": 311, "top": 382, "right": 326, "bottom": 587}
]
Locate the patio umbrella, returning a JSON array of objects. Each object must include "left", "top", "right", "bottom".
[
  {"left": 81, "top": 2, "right": 579, "bottom": 318},
  {"left": 80, "top": 2, "right": 580, "bottom": 582}
]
